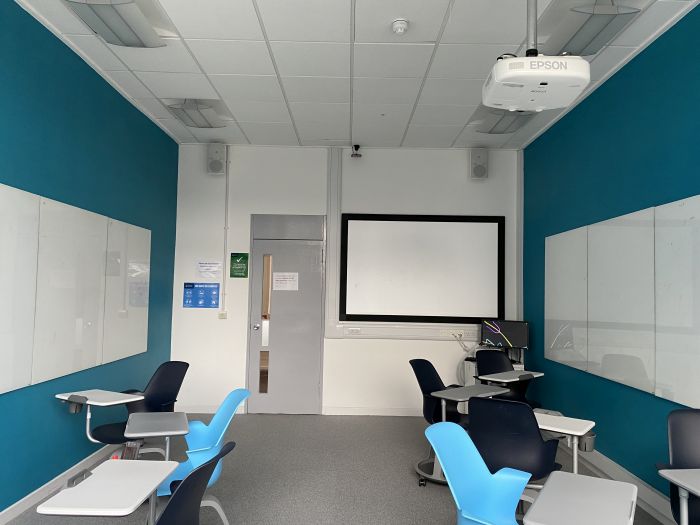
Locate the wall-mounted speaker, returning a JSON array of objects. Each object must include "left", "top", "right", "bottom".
[
  {"left": 207, "top": 143, "right": 227, "bottom": 174},
  {"left": 470, "top": 148, "right": 489, "bottom": 180}
]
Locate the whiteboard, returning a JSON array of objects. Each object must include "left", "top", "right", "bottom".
[
  {"left": 32, "top": 198, "right": 108, "bottom": 384},
  {"left": 655, "top": 195, "right": 700, "bottom": 405},
  {"left": 544, "top": 227, "right": 588, "bottom": 371},
  {"left": 0, "top": 185, "right": 40, "bottom": 394},
  {"left": 102, "top": 220, "right": 151, "bottom": 364},
  {"left": 341, "top": 215, "right": 503, "bottom": 322}
]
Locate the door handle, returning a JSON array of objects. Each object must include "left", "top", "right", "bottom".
[{"left": 252, "top": 323, "right": 261, "bottom": 331}]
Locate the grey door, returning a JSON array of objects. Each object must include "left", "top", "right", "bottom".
[{"left": 247, "top": 239, "right": 324, "bottom": 414}]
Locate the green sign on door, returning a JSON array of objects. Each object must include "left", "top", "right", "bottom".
[{"left": 230, "top": 253, "right": 249, "bottom": 278}]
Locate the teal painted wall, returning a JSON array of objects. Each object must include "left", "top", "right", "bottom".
[
  {"left": 0, "top": 2, "right": 178, "bottom": 510},
  {"left": 524, "top": 5, "right": 699, "bottom": 492}
]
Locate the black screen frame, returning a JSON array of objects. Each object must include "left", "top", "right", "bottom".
[{"left": 339, "top": 213, "right": 505, "bottom": 324}]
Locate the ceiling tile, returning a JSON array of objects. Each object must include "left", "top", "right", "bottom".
[
  {"left": 296, "top": 120, "right": 350, "bottom": 141},
  {"left": 109, "top": 38, "right": 199, "bottom": 73},
  {"left": 21, "top": 0, "right": 92, "bottom": 35},
  {"left": 353, "top": 43, "right": 434, "bottom": 78},
  {"left": 453, "top": 128, "right": 510, "bottom": 148},
  {"left": 353, "top": 77, "right": 422, "bottom": 104},
  {"left": 420, "top": 78, "right": 484, "bottom": 106},
  {"left": 109, "top": 71, "right": 152, "bottom": 98},
  {"left": 238, "top": 122, "right": 299, "bottom": 145},
  {"left": 210, "top": 75, "right": 283, "bottom": 103},
  {"left": 430, "top": 44, "right": 518, "bottom": 78},
  {"left": 136, "top": 72, "right": 218, "bottom": 99},
  {"left": 283, "top": 77, "right": 350, "bottom": 103},
  {"left": 290, "top": 103, "right": 350, "bottom": 124},
  {"left": 354, "top": 0, "right": 451, "bottom": 43},
  {"left": 186, "top": 40, "right": 275, "bottom": 75},
  {"left": 271, "top": 42, "right": 350, "bottom": 77},
  {"left": 189, "top": 124, "right": 249, "bottom": 144},
  {"left": 226, "top": 101, "right": 291, "bottom": 123},
  {"left": 613, "top": 0, "right": 688, "bottom": 47},
  {"left": 353, "top": 103, "right": 413, "bottom": 130},
  {"left": 442, "top": 0, "right": 530, "bottom": 45},
  {"left": 412, "top": 104, "right": 476, "bottom": 126},
  {"left": 352, "top": 122, "right": 405, "bottom": 147},
  {"left": 66, "top": 35, "right": 126, "bottom": 71},
  {"left": 136, "top": 98, "right": 172, "bottom": 119},
  {"left": 256, "top": 0, "right": 350, "bottom": 42},
  {"left": 156, "top": 0, "right": 263, "bottom": 40},
  {"left": 590, "top": 46, "right": 637, "bottom": 82},
  {"left": 156, "top": 118, "right": 196, "bottom": 142},
  {"left": 403, "top": 125, "right": 463, "bottom": 147}
]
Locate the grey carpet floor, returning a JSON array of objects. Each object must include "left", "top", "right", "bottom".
[{"left": 11, "top": 414, "right": 662, "bottom": 525}]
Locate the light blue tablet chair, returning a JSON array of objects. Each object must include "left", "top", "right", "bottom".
[
  {"left": 425, "top": 422, "right": 531, "bottom": 525},
  {"left": 157, "top": 388, "right": 250, "bottom": 523}
]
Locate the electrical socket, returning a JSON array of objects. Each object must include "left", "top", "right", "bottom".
[
  {"left": 440, "top": 329, "right": 465, "bottom": 339},
  {"left": 218, "top": 311, "right": 228, "bottom": 319}
]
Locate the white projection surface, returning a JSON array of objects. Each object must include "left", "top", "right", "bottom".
[{"left": 343, "top": 218, "right": 502, "bottom": 321}]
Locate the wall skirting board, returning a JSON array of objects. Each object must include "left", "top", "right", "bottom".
[
  {"left": 0, "top": 444, "right": 119, "bottom": 524},
  {"left": 322, "top": 406, "right": 422, "bottom": 417}
]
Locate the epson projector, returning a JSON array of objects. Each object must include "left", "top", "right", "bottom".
[{"left": 482, "top": 55, "right": 590, "bottom": 112}]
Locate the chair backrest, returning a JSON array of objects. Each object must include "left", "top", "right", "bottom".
[
  {"left": 409, "top": 359, "right": 445, "bottom": 424},
  {"left": 156, "top": 442, "right": 235, "bottom": 525},
  {"left": 667, "top": 409, "right": 700, "bottom": 523},
  {"left": 143, "top": 361, "right": 190, "bottom": 412},
  {"left": 475, "top": 349, "right": 514, "bottom": 376},
  {"left": 468, "top": 397, "right": 553, "bottom": 478},
  {"left": 207, "top": 388, "right": 250, "bottom": 449}
]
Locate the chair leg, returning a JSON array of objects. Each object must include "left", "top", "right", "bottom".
[
  {"left": 139, "top": 447, "right": 166, "bottom": 458},
  {"left": 202, "top": 495, "right": 230, "bottom": 525}
]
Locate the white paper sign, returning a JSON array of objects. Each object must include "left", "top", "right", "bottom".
[
  {"left": 198, "top": 261, "right": 222, "bottom": 279},
  {"left": 273, "top": 272, "right": 299, "bottom": 291}
]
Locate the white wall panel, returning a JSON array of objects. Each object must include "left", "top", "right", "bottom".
[
  {"left": 32, "top": 199, "right": 108, "bottom": 383},
  {"left": 0, "top": 185, "right": 39, "bottom": 393}
]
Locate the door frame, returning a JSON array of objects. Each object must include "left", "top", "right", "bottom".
[{"left": 244, "top": 215, "right": 326, "bottom": 414}]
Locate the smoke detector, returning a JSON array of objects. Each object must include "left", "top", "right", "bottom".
[{"left": 392, "top": 18, "right": 409, "bottom": 35}]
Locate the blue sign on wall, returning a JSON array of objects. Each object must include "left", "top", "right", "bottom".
[{"left": 183, "top": 282, "right": 220, "bottom": 308}]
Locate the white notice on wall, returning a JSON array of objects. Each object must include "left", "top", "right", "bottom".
[
  {"left": 198, "top": 261, "right": 222, "bottom": 279},
  {"left": 273, "top": 272, "right": 299, "bottom": 291}
]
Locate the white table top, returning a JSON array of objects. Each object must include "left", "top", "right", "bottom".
[
  {"left": 477, "top": 370, "right": 545, "bottom": 383},
  {"left": 524, "top": 471, "right": 637, "bottom": 525},
  {"left": 55, "top": 389, "right": 144, "bottom": 407},
  {"left": 37, "top": 460, "right": 178, "bottom": 517},
  {"left": 535, "top": 412, "right": 595, "bottom": 436},
  {"left": 659, "top": 469, "right": 700, "bottom": 496},
  {"left": 125, "top": 412, "right": 189, "bottom": 439},
  {"left": 432, "top": 384, "right": 509, "bottom": 402}
]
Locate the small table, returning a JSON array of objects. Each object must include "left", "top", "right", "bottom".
[
  {"left": 56, "top": 389, "right": 144, "bottom": 444},
  {"left": 659, "top": 469, "right": 700, "bottom": 525},
  {"left": 534, "top": 412, "right": 595, "bottom": 474},
  {"left": 125, "top": 412, "right": 189, "bottom": 461},
  {"left": 417, "top": 384, "right": 510, "bottom": 484},
  {"left": 477, "top": 370, "right": 544, "bottom": 383},
  {"left": 524, "top": 471, "right": 637, "bottom": 525},
  {"left": 37, "top": 459, "right": 178, "bottom": 525}
]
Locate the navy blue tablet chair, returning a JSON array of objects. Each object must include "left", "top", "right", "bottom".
[
  {"left": 409, "top": 359, "right": 469, "bottom": 428},
  {"left": 92, "top": 361, "right": 190, "bottom": 445},
  {"left": 426, "top": 422, "right": 530, "bottom": 525},
  {"left": 156, "top": 441, "right": 236, "bottom": 525},
  {"left": 475, "top": 350, "right": 533, "bottom": 405},
  {"left": 468, "top": 397, "right": 560, "bottom": 482},
  {"left": 658, "top": 409, "right": 700, "bottom": 524}
]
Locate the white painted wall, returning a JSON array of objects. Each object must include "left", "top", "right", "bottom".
[{"left": 171, "top": 145, "right": 522, "bottom": 415}]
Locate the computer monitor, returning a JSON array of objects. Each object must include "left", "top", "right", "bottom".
[{"left": 480, "top": 319, "right": 529, "bottom": 350}]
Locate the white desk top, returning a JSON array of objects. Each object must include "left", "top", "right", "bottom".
[
  {"left": 659, "top": 469, "right": 700, "bottom": 496},
  {"left": 432, "top": 384, "right": 509, "bottom": 402},
  {"left": 55, "top": 389, "right": 144, "bottom": 407},
  {"left": 535, "top": 412, "right": 595, "bottom": 436},
  {"left": 477, "top": 370, "right": 544, "bottom": 383},
  {"left": 125, "top": 412, "right": 189, "bottom": 439},
  {"left": 37, "top": 460, "right": 177, "bottom": 517},
  {"left": 524, "top": 471, "right": 637, "bottom": 525}
]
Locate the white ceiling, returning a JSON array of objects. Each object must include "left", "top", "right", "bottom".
[{"left": 17, "top": 0, "right": 698, "bottom": 149}]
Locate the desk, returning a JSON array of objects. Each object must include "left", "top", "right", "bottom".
[
  {"left": 56, "top": 389, "right": 144, "bottom": 444},
  {"left": 659, "top": 469, "right": 700, "bottom": 525},
  {"left": 37, "top": 459, "right": 177, "bottom": 525},
  {"left": 524, "top": 471, "right": 637, "bottom": 525},
  {"left": 534, "top": 412, "right": 595, "bottom": 474},
  {"left": 477, "top": 370, "right": 544, "bottom": 383},
  {"left": 125, "top": 412, "right": 189, "bottom": 461}
]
